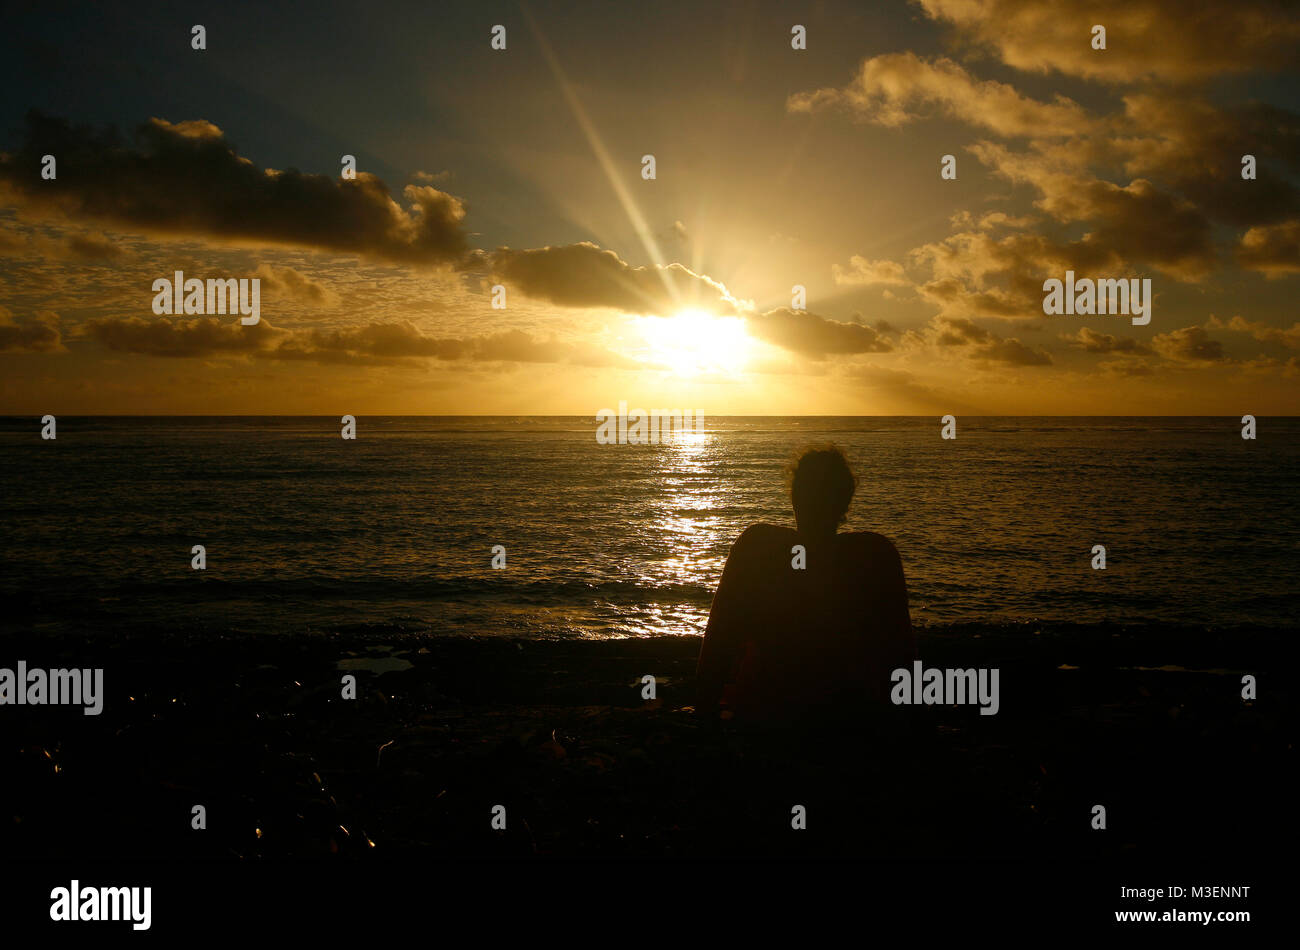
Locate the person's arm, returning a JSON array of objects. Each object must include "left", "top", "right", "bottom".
[
  {"left": 695, "top": 529, "right": 759, "bottom": 712},
  {"left": 878, "top": 537, "right": 916, "bottom": 677},
  {"left": 855, "top": 535, "right": 915, "bottom": 704}
]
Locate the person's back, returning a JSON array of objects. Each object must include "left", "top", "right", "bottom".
[{"left": 695, "top": 446, "right": 914, "bottom": 723}]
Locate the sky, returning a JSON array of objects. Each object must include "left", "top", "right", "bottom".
[{"left": 1, "top": 0, "right": 1298, "bottom": 415}]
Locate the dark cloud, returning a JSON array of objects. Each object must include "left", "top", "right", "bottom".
[
  {"left": 905, "top": 315, "right": 1052, "bottom": 366},
  {"left": 86, "top": 315, "right": 287, "bottom": 358},
  {"left": 0, "top": 226, "right": 125, "bottom": 261},
  {"left": 0, "top": 112, "right": 470, "bottom": 265},
  {"left": 487, "top": 242, "right": 739, "bottom": 317},
  {"left": 1099, "top": 359, "right": 1155, "bottom": 377},
  {"left": 933, "top": 315, "right": 991, "bottom": 345},
  {"left": 1064, "top": 327, "right": 1153, "bottom": 354},
  {"left": 1077, "top": 179, "right": 1216, "bottom": 280},
  {"left": 745, "top": 308, "right": 893, "bottom": 357},
  {"left": 84, "top": 315, "right": 639, "bottom": 368},
  {"left": 916, "top": 0, "right": 1300, "bottom": 83},
  {"left": 1236, "top": 219, "right": 1300, "bottom": 276},
  {"left": 0, "top": 227, "right": 24, "bottom": 255},
  {"left": 281, "top": 322, "right": 463, "bottom": 362},
  {"left": 1152, "top": 325, "right": 1227, "bottom": 362},
  {"left": 1119, "top": 95, "right": 1300, "bottom": 230},
  {"left": 0, "top": 308, "right": 62, "bottom": 352},
  {"left": 51, "top": 232, "right": 124, "bottom": 261},
  {"left": 976, "top": 336, "right": 1052, "bottom": 365},
  {"left": 970, "top": 142, "right": 1216, "bottom": 281}
]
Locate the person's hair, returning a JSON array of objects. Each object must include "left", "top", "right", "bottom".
[{"left": 786, "top": 443, "right": 856, "bottom": 533}]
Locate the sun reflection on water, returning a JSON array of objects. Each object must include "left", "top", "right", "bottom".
[{"left": 622, "top": 431, "right": 736, "bottom": 636}]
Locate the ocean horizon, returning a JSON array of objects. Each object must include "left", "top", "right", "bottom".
[{"left": 4, "top": 415, "right": 1296, "bottom": 640}]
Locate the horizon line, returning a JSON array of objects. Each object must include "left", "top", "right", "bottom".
[{"left": 3, "top": 413, "right": 1293, "bottom": 419}]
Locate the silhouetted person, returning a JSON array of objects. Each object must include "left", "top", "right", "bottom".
[{"left": 695, "top": 444, "right": 915, "bottom": 723}]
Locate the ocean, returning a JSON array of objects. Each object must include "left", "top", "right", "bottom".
[{"left": 2, "top": 416, "right": 1296, "bottom": 640}]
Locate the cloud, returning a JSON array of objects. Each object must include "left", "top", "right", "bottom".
[
  {"left": 0, "top": 226, "right": 126, "bottom": 261},
  {"left": 833, "top": 256, "right": 909, "bottom": 286},
  {"left": 0, "top": 112, "right": 471, "bottom": 266},
  {"left": 471, "top": 329, "right": 644, "bottom": 368},
  {"left": 977, "top": 336, "right": 1052, "bottom": 365},
  {"left": 1062, "top": 327, "right": 1153, "bottom": 354},
  {"left": 970, "top": 141, "right": 1216, "bottom": 280},
  {"left": 794, "top": 47, "right": 1292, "bottom": 295},
  {"left": 272, "top": 324, "right": 640, "bottom": 367},
  {"left": 0, "top": 227, "right": 25, "bottom": 255},
  {"left": 276, "top": 321, "right": 463, "bottom": 362},
  {"left": 840, "top": 363, "right": 972, "bottom": 412},
  {"left": 904, "top": 315, "right": 1052, "bottom": 365},
  {"left": 1206, "top": 314, "right": 1300, "bottom": 349},
  {"left": 931, "top": 315, "right": 990, "bottom": 345},
  {"left": 0, "top": 307, "right": 63, "bottom": 352},
  {"left": 1099, "top": 359, "right": 1155, "bottom": 377},
  {"left": 411, "top": 170, "right": 452, "bottom": 184},
  {"left": 745, "top": 308, "right": 893, "bottom": 357},
  {"left": 1116, "top": 95, "right": 1300, "bottom": 230},
  {"left": 788, "top": 52, "right": 1097, "bottom": 137},
  {"left": 916, "top": 0, "right": 1300, "bottom": 83},
  {"left": 917, "top": 277, "right": 1031, "bottom": 320},
  {"left": 84, "top": 315, "right": 640, "bottom": 368},
  {"left": 1236, "top": 219, "right": 1300, "bottom": 276},
  {"left": 487, "top": 242, "right": 741, "bottom": 316},
  {"left": 1152, "top": 325, "right": 1227, "bottom": 362},
  {"left": 87, "top": 315, "right": 288, "bottom": 358},
  {"left": 43, "top": 231, "right": 125, "bottom": 261},
  {"left": 254, "top": 264, "right": 341, "bottom": 308},
  {"left": 907, "top": 227, "right": 1123, "bottom": 321},
  {"left": 949, "top": 210, "right": 1036, "bottom": 231}
]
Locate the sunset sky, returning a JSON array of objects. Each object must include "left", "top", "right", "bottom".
[{"left": 2, "top": 0, "right": 1298, "bottom": 415}]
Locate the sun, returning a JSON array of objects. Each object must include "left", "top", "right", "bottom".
[{"left": 632, "top": 309, "right": 754, "bottom": 378}]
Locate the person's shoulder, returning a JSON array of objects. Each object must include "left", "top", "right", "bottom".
[
  {"left": 733, "top": 522, "right": 796, "bottom": 548},
  {"left": 836, "top": 530, "right": 902, "bottom": 559}
]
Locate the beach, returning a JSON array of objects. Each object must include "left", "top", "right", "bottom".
[
  {"left": 2, "top": 417, "right": 1294, "bottom": 864},
  {"left": 2, "top": 624, "right": 1289, "bottom": 862}
]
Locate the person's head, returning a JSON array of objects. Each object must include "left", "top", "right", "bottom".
[{"left": 787, "top": 444, "right": 856, "bottom": 536}]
